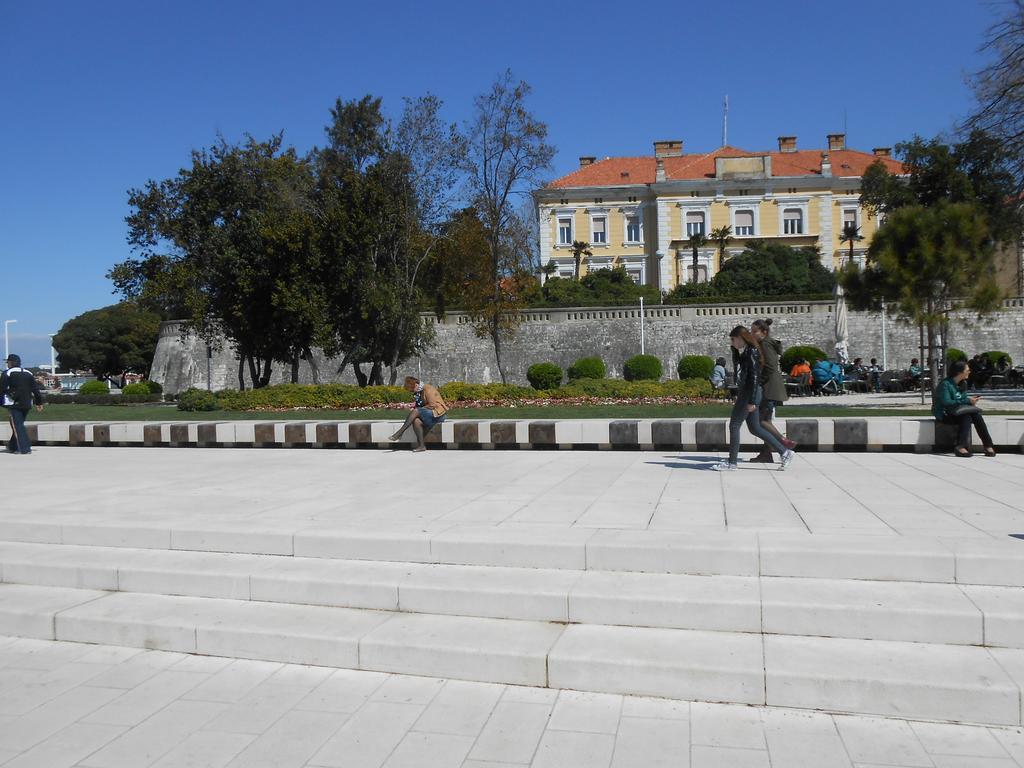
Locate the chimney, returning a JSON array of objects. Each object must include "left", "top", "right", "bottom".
[
  {"left": 820, "top": 152, "right": 832, "bottom": 178},
  {"left": 653, "top": 140, "right": 683, "bottom": 158},
  {"left": 579, "top": 156, "right": 596, "bottom": 168},
  {"left": 656, "top": 157, "right": 666, "bottom": 182},
  {"left": 872, "top": 147, "right": 891, "bottom": 158},
  {"left": 777, "top": 136, "right": 797, "bottom": 153},
  {"left": 827, "top": 133, "right": 846, "bottom": 151}
]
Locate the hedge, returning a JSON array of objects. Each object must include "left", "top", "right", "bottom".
[
  {"left": 176, "top": 379, "right": 717, "bottom": 411},
  {"left": 78, "top": 380, "right": 109, "bottom": 395},
  {"left": 945, "top": 348, "right": 967, "bottom": 364},
  {"left": 526, "top": 362, "right": 563, "bottom": 390},
  {"left": 623, "top": 355, "right": 662, "bottom": 381},
  {"left": 983, "top": 350, "right": 1013, "bottom": 367},
  {"left": 567, "top": 356, "right": 606, "bottom": 381},
  {"left": 46, "top": 394, "right": 163, "bottom": 405},
  {"left": 678, "top": 355, "right": 714, "bottom": 381}
]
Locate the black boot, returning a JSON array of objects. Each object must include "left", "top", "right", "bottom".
[{"left": 749, "top": 448, "right": 774, "bottom": 463}]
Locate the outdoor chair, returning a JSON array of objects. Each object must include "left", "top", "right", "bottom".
[
  {"left": 785, "top": 373, "right": 811, "bottom": 397},
  {"left": 880, "top": 371, "right": 904, "bottom": 392}
]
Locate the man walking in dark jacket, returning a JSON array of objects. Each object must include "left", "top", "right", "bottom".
[{"left": 1, "top": 354, "right": 45, "bottom": 454}]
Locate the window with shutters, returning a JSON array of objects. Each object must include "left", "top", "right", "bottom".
[
  {"left": 558, "top": 217, "right": 573, "bottom": 245},
  {"left": 626, "top": 215, "right": 641, "bottom": 243},
  {"left": 842, "top": 208, "right": 858, "bottom": 236},
  {"left": 591, "top": 216, "right": 607, "bottom": 244},
  {"left": 735, "top": 209, "right": 754, "bottom": 236},
  {"left": 783, "top": 208, "right": 803, "bottom": 235},
  {"left": 686, "top": 211, "right": 705, "bottom": 237}
]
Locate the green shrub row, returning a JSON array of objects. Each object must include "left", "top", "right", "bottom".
[
  {"left": 47, "top": 393, "right": 163, "bottom": 405},
  {"left": 779, "top": 345, "right": 828, "bottom": 372},
  {"left": 121, "top": 380, "right": 163, "bottom": 396},
  {"left": 77, "top": 380, "right": 110, "bottom": 395},
  {"left": 677, "top": 355, "right": 714, "bottom": 380},
  {"left": 178, "top": 378, "right": 717, "bottom": 412}
]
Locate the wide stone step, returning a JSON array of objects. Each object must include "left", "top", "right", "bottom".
[
  {"left": 16, "top": 415, "right": 1024, "bottom": 452},
  {"left": 4, "top": 518, "right": 1024, "bottom": 585},
  {"left": 1, "top": 541, "right": 1022, "bottom": 647},
  {"left": 0, "top": 582, "right": 1021, "bottom": 726}
]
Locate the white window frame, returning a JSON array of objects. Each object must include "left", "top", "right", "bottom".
[
  {"left": 677, "top": 200, "right": 712, "bottom": 242},
  {"left": 588, "top": 208, "right": 609, "bottom": 246},
  {"left": 685, "top": 210, "right": 706, "bottom": 238},
  {"left": 554, "top": 261, "right": 575, "bottom": 279},
  {"left": 836, "top": 196, "right": 861, "bottom": 237},
  {"left": 727, "top": 197, "right": 761, "bottom": 237},
  {"left": 733, "top": 209, "right": 755, "bottom": 237},
  {"left": 777, "top": 196, "right": 810, "bottom": 236},
  {"left": 619, "top": 256, "right": 646, "bottom": 284},
  {"left": 588, "top": 256, "right": 614, "bottom": 271},
  {"left": 554, "top": 208, "right": 576, "bottom": 246},
  {"left": 622, "top": 206, "right": 643, "bottom": 244},
  {"left": 677, "top": 247, "right": 714, "bottom": 284}
]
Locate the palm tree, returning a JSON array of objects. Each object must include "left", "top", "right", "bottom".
[
  {"left": 570, "top": 240, "right": 592, "bottom": 281},
  {"left": 839, "top": 224, "right": 863, "bottom": 267},
  {"left": 688, "top": 231, "right": 708, "bottom": 283},
  {"left": 710, "top": 225, "right": 732, "bottom": 270}
]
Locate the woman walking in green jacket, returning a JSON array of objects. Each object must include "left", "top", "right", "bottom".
[
  {"left": 933, "top": 360, "right": 996, "bottom": 457},
  {"left": 749, "top": 318, "right": 797, "bottom": 463}
]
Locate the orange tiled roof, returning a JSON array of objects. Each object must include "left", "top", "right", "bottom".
[{"left": 547, "top": 146, "right": 904, "bottom": 188}]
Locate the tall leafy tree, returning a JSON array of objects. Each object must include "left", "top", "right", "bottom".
[
  {"left": 570, "top": 240, "right": 592, "bottom": 281},
  {"left": 841, "top": 202, "right": 1001, "bottom": 390},
  {"left": 964, "top": 1, "right": 1024, "bottom": 190},
  {"left": 463, "top": 71, "right": 555, "bottom": 383},
  {"left": 710, "top": 225, "right": 732, "bottom": 270},
  {"left": 112, "top": 135, "right": 323, "bottom": 389},
  {"left": 53, "top": 303, "right": 162, "bottom": 383}
]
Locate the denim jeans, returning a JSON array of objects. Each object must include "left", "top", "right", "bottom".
[
  {"left": 939, "top": 412, "right": 993, "bottom": 449},
  {"left": 729, "top": 399, "right": 786, "bottom": 464},
  {"left": 6, "top": 407, "right": 31, "bottom": 454}
]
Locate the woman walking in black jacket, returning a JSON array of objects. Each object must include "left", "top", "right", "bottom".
[
  {"left": 748, "top": 318, "right": 797, "bottom": 463},
  {"left": 713, "top": 326, "right": 795, "bottom": 472}
]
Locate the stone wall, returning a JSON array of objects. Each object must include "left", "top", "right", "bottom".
[{"left": 150, "top": 298, "right": 1024, "bottom": 393}]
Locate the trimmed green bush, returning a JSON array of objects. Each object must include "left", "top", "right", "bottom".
[
  {"left": 677, "top": 355, "right": 714, "bottom": 381},
  {"left": 78, "top": 380, "right": 109, "bottom": 395},
  {"left": 46, "top": 393, "right": 162, "bottom": 405},
  {"left": 177, "top": 388, "right": 218, "bottom": 412},
  {"left": 567, "top": 356, "right": 606, "bottom": 381},
  {"left": 121, "top": 383, "right": 150, "bottom": 395},
  {"left": 440, "top": 382, "right": 535, "bottom": 401},
  {"left": 526, "top": 362, "right": 563, "bottom": 390},
  {"left": 215, "top": 384, "right": 409, "bottom": 411},
  {"left": 984, "top": 350, "right": 1013, "bottom": 367},
  {"left": 945, "top": 348, "right": 967, "bottom": 364},
  {"left": 547, "top": 377, "right": 712, "bottom": 399},
  {"left": 145, "top": 380, "right": 163, "bottom": 395},
  {"left": 779, "top": 345, "right": 828, "bottom": 372},
  {"left": 623, "top": 354, "right": 663, "bottom": 381}
]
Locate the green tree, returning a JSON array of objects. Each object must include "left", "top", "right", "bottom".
[
  {"left": 840, "top": 202, "right": 1002, "bottom": 391},
  {"left": 570, "top": 240, "right": 592, "bottom": 281},
  {"left": 53, "top": 303, "right": 162, "bottom": 383},
  {"left": 537, "top": 266, "right": 660, "bottom": 307},
  {"left": 839, "top": 223, "right": 863, "bottom": 266},
  {"left": 860, "top": 133, "right": 1022, "bottom": 244},
  {"left": 687, "top": 230, "right": 708, "bottom": 283},
  {"left": 463, "top": 70, "right": 555, "bottom": 383},
  {"left": 710, "top": 225, "right": 732, "bottom": 269},
  {"left": 113, "top": 134, "right": 324, "bottom": 389}
]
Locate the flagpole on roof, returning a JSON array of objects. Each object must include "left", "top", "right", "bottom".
[{"left": 722, "top": 95, "right": 728, "bottom": 147}]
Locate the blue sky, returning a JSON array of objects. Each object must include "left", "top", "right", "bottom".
[{"left": 0, "top": 0, "right": 1002, "bottom": 366}]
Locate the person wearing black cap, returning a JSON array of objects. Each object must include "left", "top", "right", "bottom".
[{"left": 1, "top": 354, "right": 45, "bottom": 454}]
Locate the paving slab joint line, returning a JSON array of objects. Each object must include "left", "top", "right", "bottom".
[{"left": 50, "top": 589, "right": 114, "bottom": 640}]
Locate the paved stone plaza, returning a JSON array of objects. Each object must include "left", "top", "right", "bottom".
[{"left": 2, "top": 447, "right": 1024, "bottom": 766}]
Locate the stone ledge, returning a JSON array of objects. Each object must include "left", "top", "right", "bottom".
[{"left": 16, "top": 416, "right": 1024, "bottom": 452}]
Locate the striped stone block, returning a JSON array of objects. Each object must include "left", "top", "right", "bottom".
[
  {"left": 346, "top": 422, "right": 372, "bottom": 445},
  {"left": 609, "top": 420, "right": 639, "bottom": 447},
  {"left": 453, "top": 421, "right": 481, "bottom": 445},
  {"left": 143, "top": 424, "right": 163, "bottom": 446},
  {"left": 785, "top": 419, "right": 818, "bottom": 449},
  {"left": 490, "top": 421, "right": 517, "bottom": 447},
  {"left": 833, "top": 419, "right": 868, "bottom": 450},
  {"left": 197, "top": 423, "right": 220, "bottom": 447},
  {"left": 68, "top": 424, "right": 87, "bottom": 446},
  {"left": 91, "top": 424, "right": 111, "bottom": 446},
  {"left": 528, "top": 421, "right": 556, "bottom": 446},
  {"left": 651, "top": 420, "right": 681, "bottom": 447},
  {"left": 284, "top": 422, "right": 310, "bottom": 447},
  {"left": 315, "top": 422, "right": 340, "bottom": 446},
  {"left": 254, "top": 423, "right": 278, "bottom": 446},
  {"left": 695, "top": 420, "right": 726, "bottom": 450},
  {"left": 169, "top": 423, "right": 190, "bottom": 446}
]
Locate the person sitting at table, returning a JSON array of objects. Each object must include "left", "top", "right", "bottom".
[
  {"left": 710, "top": 357, "right": 728, "bottom": 390},
  {"left": 789, "top": 358, "right": 811, "bottom": 379}
]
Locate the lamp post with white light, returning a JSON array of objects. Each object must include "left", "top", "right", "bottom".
[
  {"left": 48, "top": 334, "right": 56, "bottom": 376},
  {"left": 4, "top": 320, "right": 17, "bottom": 361}
]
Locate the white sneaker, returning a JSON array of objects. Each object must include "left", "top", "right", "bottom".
[
  {"left": 712, "top": 461, "right": 738, "bottom": 471},
  {"left": 778, "top": 450, "right": 795, "bottom": 470}
]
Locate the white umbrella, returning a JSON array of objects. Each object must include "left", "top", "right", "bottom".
[{"left": 833, "top": 280, "right": 850, "bottom": 364}]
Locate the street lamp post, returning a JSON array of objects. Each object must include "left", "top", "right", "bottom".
[
  {"left": 48, "top": 334, "right": 56, "bottom": 376},
  {"left": 4, "top": 320, "right": 17, "bottom": 361}
]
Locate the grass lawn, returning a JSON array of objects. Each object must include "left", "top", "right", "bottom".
[{"left": 23, "top": 402, "right": 1011, "bottom": 422}]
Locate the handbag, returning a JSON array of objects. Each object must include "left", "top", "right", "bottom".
[{"left": 952, "top": 404, "right": 981, "bottom": 416}]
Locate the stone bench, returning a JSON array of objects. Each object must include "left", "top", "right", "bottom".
[{"left": 12, "top": 417, "right": 1024, "bottom": 452}]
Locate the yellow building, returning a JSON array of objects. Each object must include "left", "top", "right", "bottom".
[{"left": 534, "top": 134, "right": 905, "bottom": 290}]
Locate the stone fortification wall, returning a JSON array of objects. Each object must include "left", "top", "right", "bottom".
[{"left": 150, "top": 298, "right": 1024, "bottom": 393}]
